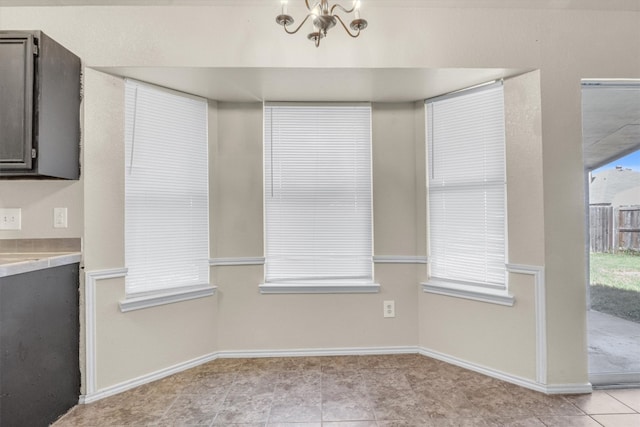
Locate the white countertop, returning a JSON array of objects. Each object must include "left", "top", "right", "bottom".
[{"left": 0, "top": 252, "right": 82, "bottom": 278}]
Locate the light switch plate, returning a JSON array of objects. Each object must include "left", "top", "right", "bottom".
[
  {"left": 0, "top": 208, "right": 22, "bottom": 230},
  {"left": 54, "top": 207, "right": 68, "bottom": 228}
]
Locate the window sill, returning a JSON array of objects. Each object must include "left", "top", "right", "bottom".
[
  {"left": 259, "top": 282, "right": 380, "bottom": 294},
  {"left": 421, "top": 280, "right": 514, "bottom": 306},
  {"left": 119, "top": 284, "right": 217, "bottom": 312}
]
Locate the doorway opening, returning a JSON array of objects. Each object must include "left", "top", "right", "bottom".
[{"left": 582, "top": 79, "right": 640, "bottom": 387}]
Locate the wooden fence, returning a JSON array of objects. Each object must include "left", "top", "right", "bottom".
[{"left": 590, "top": 205, "right": 640, "bottom": 253}]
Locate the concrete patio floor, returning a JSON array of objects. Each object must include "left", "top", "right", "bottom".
[{"left": 588, "top": 309, "right": 640, "bottom": 386}]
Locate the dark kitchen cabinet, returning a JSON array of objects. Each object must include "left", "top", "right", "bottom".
[
  {"left": 0, "top": 31, "right": 81, "bottom": 179},
  {"left": 0, "top": 263, "right": 80, "bottom": 427}
]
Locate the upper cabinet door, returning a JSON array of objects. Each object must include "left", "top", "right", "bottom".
[{"left": 0, "top": 33, "right": 35, "bottom": 170}]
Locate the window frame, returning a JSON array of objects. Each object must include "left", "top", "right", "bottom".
[
  {"left": 120, "top": 79, "right": 215, "bottom": 312},
  {"left": 421, "top": 82, "right": 513, "bottom": 306},
  {"left": 260, "top": 102, "right": 379, "bottom": 294}
]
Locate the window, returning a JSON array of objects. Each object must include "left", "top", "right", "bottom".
[
  {"left": 424, "top": 82, "right": 512, "bottom": 305},
  {"left": 122, "top": 80, "right": 212, "bottom": 310},
  {"left": 261, "top": 103, "right": 377, "bottom": 294}
]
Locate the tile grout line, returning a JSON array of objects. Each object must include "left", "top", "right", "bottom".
[
  {"left": 320, "top": 364, "right": 325, "bottom": 424},
  {"left": 563, "top": 395, "right": 589, "bottom": 417},
  {"left": 263, "top": 369, "right": 279, "bottom": 425},
  {"left": 360, "top": 360, "right": 378, "bottom": 424},
  {"left": 156, "top": 394, "right": 180, "bottom": 424},
  {"left": 208, "top": 369, "right": 237, "bottom": 427},
  {"left": 603, "top": 389, "right": 640, "bottom": 414}
]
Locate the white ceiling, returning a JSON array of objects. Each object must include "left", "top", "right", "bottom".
[
  {"left": 1, "top": 0, "right": 639, "bottom": 9},
  {"left": 102, "top": 68, "right": 640, "bottom": 171},
  {"left": 96, "top": 66, "right": 525, "bottom": 102},
  {"left": 98, "top": 67, "right": 640, "bottom": 170},
  {"left": 5, "top": 0, "right": 637, "bottom": 167}
]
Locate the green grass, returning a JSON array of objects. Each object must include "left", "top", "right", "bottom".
[
  {"left": 590, "top": 251, "right": 640, "bottom": 292},
  {"left": 590, "top": 251, "right": 640, "bottom": 323}
]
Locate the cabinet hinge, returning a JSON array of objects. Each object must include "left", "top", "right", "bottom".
[
  {"left": 33, "top": 43, "right": 39, "bottom": 56},
  {"left": 79, "top": 70, "right": 84, "bottom": 101},
  {"left": 31, "top": 148, "right": 37, "bottom": 159}
]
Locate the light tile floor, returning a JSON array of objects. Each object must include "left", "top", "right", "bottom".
[{"left": 52, "top": 355, "right": 640, "bottom": 426}]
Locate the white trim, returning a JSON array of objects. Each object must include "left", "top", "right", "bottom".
[
  {"left": 119, "top": 284, "right": 216, "bottom": 312},
  {"left": 419, "top": 347, "right": 591, "bottom": 395},
  {"left": 421, "top": 281, "right": 515, "bottom": 306},
  {"left": 418, "top": 347, "right": 547, "bottom": 392},
  {"left": 84, "top": 268, "right": 128, "bottom": 396},
  {"left": 79, "top": 352, "right": 218, "bottom": 404},
  {"left": 590, "top": 372, "right": 640, "bottom": 387},
  {"left": 426, "top": 80, "right": 503, "bottom": 104},
  {"left": 545, "top": 383, "right": 593, "bottom": 394},
  {"left": 421, "top": 263, "right": 547, "bottom": 385},
  {"left": 125, "top": 78, "right": 207, "bottom": 102},
  {"left": 209, "top": 257, "right": 265, "bottom": 266},
  {"left": 217, "top": 346, "right": 419, "bottom": 359},
  {"left": 259, "top": 282, "right": 380, "bottom": 294},
  {"left": 506, "top": 263, "right": 547, "bottom": 385},
  {"left": 373, "top": 255, "right": 428, "bottom": 264},
  {"left": 79, "top": 346, "right": 417, "bottom": 403},
  {"left": 211, "top": 255, "right": 430, "bottom": 266},
  {"left": 78, "top": 343, "right": 589, "bottom": 404}
]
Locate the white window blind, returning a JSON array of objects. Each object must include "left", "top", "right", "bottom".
[
  {"left": 124, "top": 80, "right": 209, "bottom": 295},
  {"left": 264, "top": 103, "right": 373, "bottom": 284},
  {"left": 426, "top": 83, "right": 506, "bottom": 289}
]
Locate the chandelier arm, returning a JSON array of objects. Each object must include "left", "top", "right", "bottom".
[
  {"left": 330, "top": 3, "right": 356, "bottom": 15},
  {"left": 334, "top": 14, "right": 361, "bottom": 38},
  {"left": 283, "top": 13, "right": 314, "bottom": 34}
]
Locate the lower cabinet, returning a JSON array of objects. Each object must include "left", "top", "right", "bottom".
[{"left": 0, "top": 263, "right": 80, "bottom": 427}]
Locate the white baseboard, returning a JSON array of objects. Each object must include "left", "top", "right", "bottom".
[
  {"left": 419, "top": 347, "right": 592, "bottom": 395},
  {"left": 79, "top": 352, "right": 219, "bottom": 404},
  {"left": 79, "top": 345, "right": 591, "bottom": 404},
  {"left": 217, "top": 346, "right": 420, "bottom": 359},
  {"left": 545, "top": 383, "right": 593, "bottom": 394},
  {"left": 590, "top": 372, "right": 640, "bottom": 387},
  {"left": 78, "top": 346, "right": 419, "bottom": 403}
]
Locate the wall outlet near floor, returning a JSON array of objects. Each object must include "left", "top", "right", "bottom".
[
  {"left": 0, "top": 208, "right": 22, "bottom": 230},
  {"left": 383, "top": 300, "right": 395, "bottom": 318},
  {"left": 54, "top": 207, "right": 68, "bottom": 228}
]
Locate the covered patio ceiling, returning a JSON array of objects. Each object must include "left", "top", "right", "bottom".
[{"left": 582, "top": 81, "right": 640, "bottom": 171}]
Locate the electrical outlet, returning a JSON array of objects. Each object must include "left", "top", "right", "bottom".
[
  {"left": 0, "top": 208, "right": 22, "bottom": 230},
  {"left": 383, "top": 300, "right": 395, "bottom": 318},
  {"left": 54, "top": 207, "right": 68, "bottom": 228}
]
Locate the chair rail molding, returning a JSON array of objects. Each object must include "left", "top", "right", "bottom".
[
  {"left": 506, "top": 263, "right": 547, "bottom": 385},
  {"left": 209, "top": 257, "right": 265, "bottom": 266},
  {"left": 373, "top": 255, "right": 428, "bottom": 264},
  {"left": 84, "top": 267, "right": 128, "bottom": 397}
]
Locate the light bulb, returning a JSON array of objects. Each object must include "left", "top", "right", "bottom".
[
  {"left": 355, "top": 1, "right": 361, "bottom": 19},
  {"left": 281, "top": 0, "right": 288, "bottom": 15}
]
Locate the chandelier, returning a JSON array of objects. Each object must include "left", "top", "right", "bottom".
[{"left": 276, "top": 0, "right": 368, "bottom": 47}]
